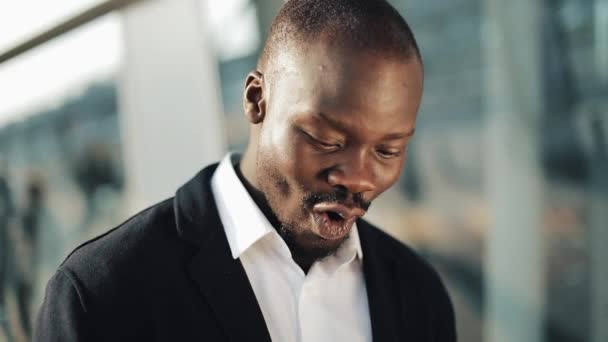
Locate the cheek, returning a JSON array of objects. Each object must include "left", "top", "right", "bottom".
[
  {"left": 290, "top": 142, "right": 317, "bottom": 183},
  {"left": 259, "top": 124, "right": 303, "bottom": 194},
  {"left": 372, "top": 160, "right": 405, "bottom": 197}
]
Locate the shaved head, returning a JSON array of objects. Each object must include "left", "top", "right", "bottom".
[
  {"left": 259, "top": 0, "right": 422, "bottom": 70},
  {"left": 240, "top": 0, "right": 424, "bottom": 271}
]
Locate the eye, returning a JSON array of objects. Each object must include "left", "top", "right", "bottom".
[
  {"left": 376, "top": 148, "right": 401, "bottom": 159},
  {"left": 312, "top": 137, "right": 342, "bottom": 151},
  {"left": 300, "top": 129, "right": 342, "bottom": 151},
  {"left": 316, "top": 139, "right": 341, "bottom": 149}
]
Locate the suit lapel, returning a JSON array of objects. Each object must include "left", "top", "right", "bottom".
[
  {"left": 187, "top": 232, "right": 272, "bottom": 342},
  {"left": 174, "top": 164, "right": 272, "bottom": 342},
  {"left": 358, "top": 220, "right": 404, "bottom": 342}
]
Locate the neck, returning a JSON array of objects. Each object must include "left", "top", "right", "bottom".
[
  {"left": 238, "top": 145, "right": 257, "bottom": 187},
  {"left": 235, "top": 153, "right": 314, "bottom": 273},
  {"left": 234, "top": 157, "right": 281, "bottom": 230}
]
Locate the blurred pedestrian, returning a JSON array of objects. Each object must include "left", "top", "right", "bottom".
[
  {"left": 16, "top": 177, "right": 45, "bottom": 339},
  {"left": 0, "top": 158, "right": 15, "bottom": 341}
]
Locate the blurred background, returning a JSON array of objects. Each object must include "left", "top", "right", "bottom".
[{"left": 0, "top": 0, "right": 606, "bottom": 341}]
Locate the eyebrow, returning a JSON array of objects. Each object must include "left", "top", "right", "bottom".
[
  {"left": 382, "top": 128, "right": 416, "bottom": 140},
  {"left": 316, "top": 112, "right": 416, "bottom": 140}
]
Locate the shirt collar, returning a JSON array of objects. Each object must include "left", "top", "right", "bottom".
[
  {"left": 211, "top": 154, "right": 274, "bottom": 259},
  {"left": 343, "top": 221, "right": 364, "bottom": 261},
  {"left": 211, "top": 153, "right": 363, "bottom": 261}
]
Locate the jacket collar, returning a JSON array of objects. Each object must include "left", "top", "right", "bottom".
[
  {"left": 357, "top": 220, "right": 402, "bottom": 342},
  {"left": 358, "top": 219, "right": 424, "bottom": 342},
  {"left": 173, "top": 163, "right": 407, "bottom": 342},
  {"left": 173, "top": 163, "right": 272, "bottom": 342}
]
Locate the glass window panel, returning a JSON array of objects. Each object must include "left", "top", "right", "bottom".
[
  {"left": 201, "top": 0, "right": 263, "bottom": 150},
  {"left": 0, "top": 14, "right": 122, "bottom": 125},
  {"left": 0, "top": 14, "right": 124, "bottom": 341},
  {"left": 0, "top": 0, "right": 107, "bottom": 52},
  {"left": 385, "top": 1, "right": 605, "bottom": 341}
]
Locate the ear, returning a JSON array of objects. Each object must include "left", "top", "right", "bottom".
[{"left": 243, "top": 70, "right": 266, "bottom": 124}]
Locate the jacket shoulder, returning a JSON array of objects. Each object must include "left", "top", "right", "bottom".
[
  {"left": 36, "top": 198, "right": 187, "bottom": 340},
  {"left": 59, "top": 198, "right": 186, "bottom": 294},
  {"left": 360, "top": 219, "right": 445, "bottom": 283}
]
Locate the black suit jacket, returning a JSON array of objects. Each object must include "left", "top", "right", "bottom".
[{"left": 35, "top": 164, "right": 456, "bottom": 341}]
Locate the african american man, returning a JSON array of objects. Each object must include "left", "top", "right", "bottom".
[{"left": 35, "top": 0, "right": 456, "bottom": 341}]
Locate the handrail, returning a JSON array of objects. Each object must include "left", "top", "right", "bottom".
[{"left": 0, "top": 0, "right": 146, "bottom": 65}]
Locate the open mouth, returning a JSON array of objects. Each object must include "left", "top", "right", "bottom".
[
  {"left": 311, "top": 203, "right": 366, "bottom": 240},
  {"left": 325, "top": 210, "right": 344, "bottom": 222}
]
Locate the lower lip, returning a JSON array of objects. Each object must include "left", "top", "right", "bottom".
[{"left": 312, "top": 212, "right": 356, "bottom": 240}]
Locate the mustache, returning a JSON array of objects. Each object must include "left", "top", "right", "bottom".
[{"left": 303, "top": 188, "right": 371, "bottom": 212}]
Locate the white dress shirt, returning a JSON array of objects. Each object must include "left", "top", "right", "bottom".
[{"left": 211, "top": 154, "right": 372, "bottom": 342}]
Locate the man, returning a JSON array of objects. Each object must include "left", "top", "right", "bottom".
[{"left": 35, "top": 0, "right": 456, "bottom": 341}]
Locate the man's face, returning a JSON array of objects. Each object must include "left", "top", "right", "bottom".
[{"left": 251, "top": 41, "right": 423, "bottom": 260}]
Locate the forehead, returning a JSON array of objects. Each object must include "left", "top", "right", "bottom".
[{"left": 268, "top": 41, "right": 423, "bottom": 132}]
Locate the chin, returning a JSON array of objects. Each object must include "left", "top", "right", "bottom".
[{"left": 280, "top": 225, "right": 349, "bottom": 261}]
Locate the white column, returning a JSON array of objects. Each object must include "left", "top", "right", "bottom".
[
  {"left": 118, "top": 0, "right": 226, "bottom": 213},
  {"left": 482, "top": 0, "right": 545, "bottom": 341}
]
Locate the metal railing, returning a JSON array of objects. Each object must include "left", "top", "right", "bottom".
[{"left": 0, "top": 0, "right": 145, "bottom": 65}]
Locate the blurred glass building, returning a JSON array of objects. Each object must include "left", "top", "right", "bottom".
[{"left": 0, "top": 0, "right": 606, "bottom": 341}]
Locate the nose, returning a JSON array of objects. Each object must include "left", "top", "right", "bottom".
[{"left": 327, "top": 153, "right": 376, "bottom": 195}]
